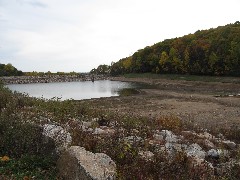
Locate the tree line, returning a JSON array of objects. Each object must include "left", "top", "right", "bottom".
[
  {"left": 92, "top": 21, "right": 240, "bottom": 76},
  {"left": 0, "top": 63, "right": 23, "bottom": 76},
  {"left": 0, "top": 63, "right": 81, "bottom": 77}
]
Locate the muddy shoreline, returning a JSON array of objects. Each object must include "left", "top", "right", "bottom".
[{"left": 83, "top": 76, "right": 240, "bottom": 130}]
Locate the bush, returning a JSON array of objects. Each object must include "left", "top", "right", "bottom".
[{"left": 0, "top": 155, "right": 57, "bottom": 179}]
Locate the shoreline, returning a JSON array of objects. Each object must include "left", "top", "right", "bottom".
[
  {"left": 0, "top": 74, "right": 109, "bottom": 84},
  {"left": 84, "top": 75, "right": 240, "bottom": 130}
]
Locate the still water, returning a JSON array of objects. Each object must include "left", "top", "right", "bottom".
[{"left": 7, "top": 80, "right": 135, "bottom": 100}]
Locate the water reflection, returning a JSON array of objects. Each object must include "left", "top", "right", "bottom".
[{"left": 6, "top": 80, "right": 134, "bottom": 100}]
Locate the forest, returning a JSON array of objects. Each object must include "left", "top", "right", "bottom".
[
  {"left": 93, "top": 21, "right": 240, "bottom": 76},
  {"left": 0, "top": 63, "right": 23, "bottom": 76}
]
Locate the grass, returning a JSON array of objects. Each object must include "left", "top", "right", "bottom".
[{"left": 124, "top": 73, "right": 240, "bottom": 83}]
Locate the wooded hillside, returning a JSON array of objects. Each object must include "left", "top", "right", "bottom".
[{"left": 99, "top": 22, "right": 240, "bottom": 76}]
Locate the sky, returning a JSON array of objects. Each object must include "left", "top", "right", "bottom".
[{"left": 0, "top": 0, "right": 239, "bottom": 72}]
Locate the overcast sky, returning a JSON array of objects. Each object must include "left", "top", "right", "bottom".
[{"left": 0, "top": 0, "right": 239, "bottom": 72}]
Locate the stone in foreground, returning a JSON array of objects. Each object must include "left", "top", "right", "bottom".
[
  {"left": 57, "top": 146, "right": 116, "bottom": 180},
  {"left": 42, "top": 124, "right": 72, "bottom": 154}
]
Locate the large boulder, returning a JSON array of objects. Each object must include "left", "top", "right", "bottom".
[
  {"left": 57, "top": 146, "right": 116, "bottom": 180},
  {"left": 42, "top": 124, "right": 72, "bottom": 154}
]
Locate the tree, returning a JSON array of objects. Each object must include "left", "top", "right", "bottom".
[
  {"left": 159, "top": 51, "right": 170, "bottom": 72},
  {"left": 94, "top": 64, "right": 110, "bottom": 75},
  {"left": 0, "top": 63, "right": 23, "bottom": 76},
  {"left": 208, "top": 52, "right": 219, "bottom": 74}
]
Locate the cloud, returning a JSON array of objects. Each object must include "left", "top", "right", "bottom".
[
  {"left": 15, "top": 0, "right": 47, "bottom": 8},
  {"left": 27, "top": 1, "right": 47, "bottom": 8}
]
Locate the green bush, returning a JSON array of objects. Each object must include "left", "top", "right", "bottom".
[{"left": 0, "top": 155, "right": 57, "bottom": 179}]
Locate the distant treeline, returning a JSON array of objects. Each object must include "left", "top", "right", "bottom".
[
  {"left": 92, "top": 21, "right": 240, "bottom": 76},
  {"left": 0, "top": 63, "right": 23, "bottom": 76},
  {"left": 24, "top": 71, "right": 80, "bottom": 76},
  {"left": 0, "top": 63, "right": 82, "bottom": 77}
]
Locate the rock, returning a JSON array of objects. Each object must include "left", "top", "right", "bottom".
[
  {"left": 82, "top": 121, "right": 93, "bottom": 129},
  {"left": 207, "top": 149, "right": 219, "bottom": 158},
  {"left": 42, "top": 124, "right": 72, "bottom": 154},
  {"left": 92, "top": 127, "right": 115, "bottom": 135},
  {"left": 138, "top": 151, "right": 154, "bottom": 161},
  {"left": 159, "top": 130, "right": 178, "bottom": 143},
  {"left": 185, "top": 143, "right": 206, "bottom": 159},
  {"left": 203, "top": 139, "right": 215, "bottom": 149},
  {"left": 93, "top": 128, "right": 105, "bottom": 135},
  {"left": 92, "top": 118, "right": 99, "bottom": 122},
  {"left": 222, "top": 140, "right": 236, "bottom": 149},
  {"left": 198, "top": 132, "right": 215, "bottom": 140},
  {"left": 207, "top": 149, "right": 229, "bottom": 159},
  {"left": 57, "top": 146, "right": 116, "bottom": 180},
  {"left": 181, "top": 131, "right": 196, "bottom": 137},
  {"left": 159, "top": 142, "right": 187, "bottom": 158},
  {"left": 87, "top": 128, "right": 93, "bottom": 133}
]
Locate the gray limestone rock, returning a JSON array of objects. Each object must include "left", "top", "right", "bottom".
[
  {"left": 57, "top": 146, "right": 116, "bottom": 180},
  {"left": 42, "top": 124, "right": 72, "bottom": 154},
  {"left": 185, "top": 143, "right": 206, "bottom": 159},
  {"left": 159, "top": 130, "right": 178, "bottom": 143}
]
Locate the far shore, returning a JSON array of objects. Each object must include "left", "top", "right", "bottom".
[{"left": 0, "top": 74, "right": 109, "bottom": 84}]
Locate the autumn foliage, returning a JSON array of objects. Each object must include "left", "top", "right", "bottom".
[{"left": 107, "top": 21, "right": 240, "bottom": 76}]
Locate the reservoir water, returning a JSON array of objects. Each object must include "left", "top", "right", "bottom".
[{"left": 6, "top": 80, "right": 135, "bottom": 100}]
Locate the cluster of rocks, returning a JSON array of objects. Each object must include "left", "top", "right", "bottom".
[
  {"left": 140, "top": 130, "right": 239, "bottom": 177},
  {"left": 82, "top": 117, "right": 240, "bottom": 176},
  {"left": 40, "top": 118, "right": 239, "bottom": 179},
  {"left": 0, "top": 74, "right": 108, "bottom": 84},
  {"left": 42, "top": 123, "right": 116, "bottom": 180}
]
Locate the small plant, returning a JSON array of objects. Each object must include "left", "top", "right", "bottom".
[
  {"left": 156, "top": 115, "right": 183, "bottom": 132},
  {"left": 0, "top": 156, "right": 10, "bottom": 162}
]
